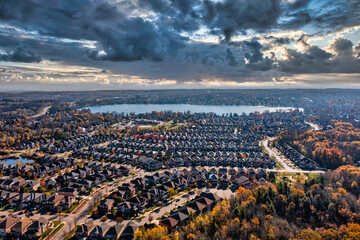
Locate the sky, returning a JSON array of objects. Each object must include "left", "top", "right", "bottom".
[{"left": 0, "top": 0, "right": 359, "bottom": 91}]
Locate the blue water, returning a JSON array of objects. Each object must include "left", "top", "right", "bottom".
[
  {"left": 82, "top": 104, "right": 302, "bottom": 115},
  {"left": 1, "top": 158, "right": 33, "bottom": 165}
]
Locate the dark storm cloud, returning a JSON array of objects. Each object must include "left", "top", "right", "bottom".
[
  {"left": 88, "top": 17, "right": 187, "bottom": 61},
  {"left": 279, "top": 38, "right": 360, "bottom": 74},
  {"left": 204, "top": 0, "right": 281, "bottom": 41},
  {"left": 0, "top": 0, "right": 360, "bottom": 87},
  {"left": 0, "top": 0, "right": 187, "bottom": 62},
  {"left": 137, "top": 0, "right": 202, "bottom": 32},
  {"left": 0, "top": 44, "right": 42, "bottom": 63},
  {"left": 225, "top": 48, "right": 237, "bottom": 66}
]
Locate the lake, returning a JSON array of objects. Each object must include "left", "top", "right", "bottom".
[
  {"left": 82, "top": 104, "right": 302, "bottom": 115},
  {"left": 1, "top": 158, "right": 33, "bottom": 165}
]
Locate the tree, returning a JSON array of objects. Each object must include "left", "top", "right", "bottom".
[
  {"left": 168, "top": 188, "right": 177, "bottom": 198},
  {"left": 295, "top": 229, "right": 321, "bottom": 240},
  {"left": 134, "top": 226, "right": 170, "bottom": 240}
]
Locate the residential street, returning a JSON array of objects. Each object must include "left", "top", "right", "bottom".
[{"left": 260, "top": 137, "right": 324, "bottom": 174}]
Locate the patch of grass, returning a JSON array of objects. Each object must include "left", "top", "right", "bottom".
[
  {"left": 50, "top": 223, "right": 65, "bottom": 238},
  {"left": 0, "top": 204, "right": 9, "bottom": 211},
  {"left": 52, "top": 220, "right": 61, "bottom": 228},
  {"left": 40, "top": 228, "right": 53, "bottom": 239},
  {"left": 64, "top": 201, "right": 81, "bottom": 213}
]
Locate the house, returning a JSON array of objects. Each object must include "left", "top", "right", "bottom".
[
  {"left": 121, "top": 221, "right": 138, "bottom": 239},
  {"left": 98, "top": 199, "right": 115, "bottom": 214},
  {"left": 45, "top": 179, "right": 58, "bottom": 190},
  {"left": 160, "top": 217, "right": 179, "bottom": 230},
  {"left": 231, "top": 176, "right": 250, "bottom": 190},
  {"left": 11, "top": 179, "right": 27, "bottom": 192},
  {"left": 1, "top": 179, "right": 14, "bottom": 191},
  {"left": 118, "top": 202, "right": 140, "bottom": 216},
  {"left": 200, "top": 192, "right": 220, "bottom": 202},
  {"left": 21, "top": 193, "right": 45, "bottom": 208},
  {"left": 89, "top": 223, "right": 109, "bottom": 239},
  {"left": 168, "top": 211, "right": 189, "bottom": 225},
  {"left": 10, "top": 218, "right": 32, "bottom": 237},
  {"left": 0, "top": 192, "right": 18, "bottom": 206},
  {"left": 74, "top": 221, "right": 94, "bottom": 238},
  {"left": 186, "top": 200, "right": 207, "bottom": 213},
  {"left": 0, "top": 217, "right": 20, "bottom": 236},
  {"left": 58, "top": 187, "right": 78, "bottom": 197},
  {"left": 44, "top": 194, "right": 65, "bottom": 210},
  {"left": 144, "top": 159, "right": 163, "bottom": 171},
  {"left": 104, "top": 224, "right": 125, "bottom": 240},
  {"left": 25, "top": 180, "right": 40, "bottom": 192},
  {"left": 25, "top": 217, "right": 49, "bottom": 239},
  {"left": 208, "top": 174, "right": 219, "bottom": 187}
]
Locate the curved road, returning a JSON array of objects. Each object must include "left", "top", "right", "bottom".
[
  {"left": 30, "top": 106, "right": 51, "bottom": 118},
  {"left": 305, "top": 121, "right": 321, "bottom": 131},
  {"left": 260, "top": 137, "right": 324, "bottom": 174}
]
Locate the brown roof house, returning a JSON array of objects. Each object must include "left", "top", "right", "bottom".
[
  {"left": 10, "top": 218, "right": 33, "bottom": 237},
  {"left": 74, "top": 221, "right": 94, "bottom": 238},
  {"left": 0, "top": 217, "right": 20, "bottom": 237},
  {"left": 25, "top": 217, "right": 49, "bottom": 239}
]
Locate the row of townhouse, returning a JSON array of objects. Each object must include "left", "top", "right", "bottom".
[
  {"left": 160, "top": 192, "right": 220, "bottom": 229},
  {"left": 74, "top": 221, "right": 138, "bottom": 240},
  {"left": 0, "top": 190, "right": 75, "bottom": 211},
  {"left": 0, "top": 216, "right": 51, "bottom": 239}
]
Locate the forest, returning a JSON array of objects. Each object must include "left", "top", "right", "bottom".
[
  {"left": 280, "top": 121, "right": 360, "bottom": 169},
  {"left": 135, "top": 165, "right": 360, "bottom": 240}
]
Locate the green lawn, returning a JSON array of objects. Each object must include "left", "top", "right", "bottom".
[
  {"left": 52, "top": 220, "right": 61, "bottom": 228},
  {"left": 0, "top": 204, "right": 9, "bottom": 211},
  {"left": 40, "top": 228, "right": 53, "bottom": 239},
  {"left": 64, "top": 201, "right": 81, "bottom": 213},
  {"left": 50, "top": 223, "right": 65, "bottom": 238}
]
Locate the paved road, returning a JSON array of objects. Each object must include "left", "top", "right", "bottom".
[
  {"left": 30, "top": 106, "right": 51, "bottom": 118},
  {"left": 260, "top": 137, "right": 324, "bottom": 174},
  {"left": 305, "top": 121, "right": 321, "bottom": 131},
  {"left": 261, "top": 137, "right": 294, "bottom": 171}
]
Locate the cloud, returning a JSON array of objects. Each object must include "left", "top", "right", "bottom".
[
  {"left": 0, "top": 0, "right": 187, "bottom": 62},
  {"left": 0, "top": 44, "right": 42, "bottom": 63},
  {"left": 279, "top": 38, "right": 360, "bottom": 74},
  {"left": 88, "top": 17, "right": 187, "bottom": 61},
  {"left": 330, "top": 38, "right": 354, "bottom": 58},
  {"left": 0, "top": 0, "right": 360, "bottom": 89},
  {"left": 226, "top": 48, "right": 238, "bottom": 66},
  {"left": 204, "top": 0, "right": 281, "bottom": 41},
  {"left": 280, "top": 0, "right": 360, "bottom": 33}
]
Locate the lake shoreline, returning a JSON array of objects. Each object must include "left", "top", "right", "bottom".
[{"left": 81, "top": 103, "right": 304, "bottom": 115}]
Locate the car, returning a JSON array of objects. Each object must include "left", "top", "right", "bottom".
[{"left": 176, "top": 199, "right": 180, "bottom": 202}]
